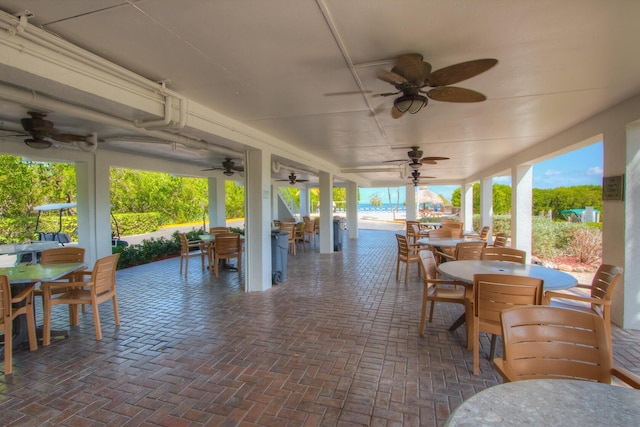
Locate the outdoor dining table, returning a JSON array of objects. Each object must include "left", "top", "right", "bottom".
[
  {"left": 445, "top": 378, "right": 640, "bottom": 426},
  {"left": 0, "top": 262, "right": 87, "bottom": 347},
  {"left": 437, "top": 260, "right": 578, "bottom": 332}
]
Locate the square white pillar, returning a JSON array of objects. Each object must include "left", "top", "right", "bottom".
[
  {"left": 511, "top": 165, "right": 533, "bottom": 261},
  {"left": 462, "top": 183, "right": 474, "bottom": 232},
  {"left": 244, "top": 149, "right": 272, "bottom": 292},
  {"left": 319, "top": 171, "right": 334, "bottom": 253},
  {"left": 208, "top": 177, "right": 226, "bottom": 227},
  {"left": 480, "top": 177, "right": 493, "bottom": 231},
  {"left": 405, "top": 185, "right": 417, "bottom": 221},
  {"left": 346, "top": 181, "right": 358, "bottom": 239}
]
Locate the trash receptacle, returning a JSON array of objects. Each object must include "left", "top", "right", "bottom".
[
  {"left": 333, "top": 219, "right": 342, "bottom": 251},
  {"left": 272, "top": 231, "right": 289, "bottom": 284}
]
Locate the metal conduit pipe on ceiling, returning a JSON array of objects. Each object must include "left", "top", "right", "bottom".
[{"left": 0, "top": 83, "right": 240, "bottom": 158}]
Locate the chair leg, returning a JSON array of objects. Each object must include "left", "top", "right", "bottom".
[
  {"left": 473, "top": 318, "right": 480, "bottom": 375},
  {"left": 404, "top": 260, "right": 409, "bottom": 284},
  {"left": 237, "top": 254, "right": 242, "bottom": 279},
  {"left": 25, "top": 305, "right": 38, "bottom": 351},
  {"left": 92, "top": 302, "right": 102, "bottom": 341},
  {"left": 489, "top": 334, "right": 498, "bottom": 360},
  {"left": 43, "top": 292, "right": 52, "bottom": 347},
  {"left": 200, "top": 252, "right": 205, "bottom": 271},
  {"left": 3, "top": 321, "right": 13, "bottom": 374},
  {"left": 396, "top": 258, "right": 400, "bottom": 281},
  {"left": 112, "top": 296, "right": 120, "bottom": 326},
  {"left": 180, "top": 256, "right": 184, "bottom": 274},
  {"left": 428, "top": 300, "right": 436, "bottom": 322},
  {"left": 419, "top": 291, "right": 428, "bottom": 337}
]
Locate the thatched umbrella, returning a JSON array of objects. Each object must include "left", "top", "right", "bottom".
[{"left": 417, "top": 187, "right": 444, "bottom": 205}]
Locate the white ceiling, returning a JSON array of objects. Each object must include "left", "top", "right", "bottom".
[{"left": 0, "top": 0, "right": 639, "bottom": 186}]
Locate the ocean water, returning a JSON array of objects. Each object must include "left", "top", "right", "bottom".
[{"left": 357, "top": 203, "right": 407, "bottom": 212}]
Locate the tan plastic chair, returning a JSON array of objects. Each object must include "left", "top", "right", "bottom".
[
  {"left": 303, "top": 219, "right": 316, "bottom": 247},
  {"left": 283, "top": 217, "right": 296, "bottom": 224},
  {"left": 41, "top": 253, "right": 120, "bottom": 346},
  {"left": 212, "top": 233, "right": 242, "bottom": 279},
  {"left": 1, "top": 275, "right": 38, "bottom": 375},
  {"left": 435, "top": 241, "right": 486, "bottom": 263},
  {"left": 418, "top": 250, "right": 471, "bottom": 340},
  {"left": 428, "top": 228, "right": 451, "bottom": 238},
  {"left": 494, "top": 306, "right": 640, "bottom": 388},
  {"left": 492, "top": 233, "right": 508, "bottom": 248},
  {"left": 543, "top": 264, "right": 623, "bottom": 357},
  {"left": 280, "top": 224, "right": 296, "bottom": 255},
  {"left": 294, "top": 222, "right": 306, "bottom": 251},
  {"left": 395, "top": 234, "right": 423, "bottom": 283},
  {"left": 406, "top": 221, "right": 427, "bottom": 244},
  {"left": 35, "top": 247, "right": 87, "bottom": 311},
  {"left": 206, "top": 227, "right": 230, "bottom": 268},
  {"left": 178, "top": 233, "right": 205, "bottom": 277},
  {"left": 478, "top": 226, "right": 491, "bottom": 241},
  {"left": 272, "top": 219, "right": 282, "bottom": 228},
  {"left": 481, "top": 247, "right": 526, "bottom": 264},
  {"left": 471, "top": 273, "right": 543, "bottom": 375}
]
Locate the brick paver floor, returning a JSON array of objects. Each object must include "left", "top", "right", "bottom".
[{"left": 2, "top": 229, "right": 639, "bottom": 426}]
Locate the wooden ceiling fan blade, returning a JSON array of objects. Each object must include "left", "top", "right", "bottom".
[
  {"left": 422, "top": 156, "right": 450, "bottom": 162},
  {"left": 377, "top": 70, "right": 408, "bottom": 85},
  {"left": 426, "top": 58, "right": 498, "bottom": 87},
  {"left": 51, "top": 133, "right": 87, "bottom": 143},
  {"left": 324, "top": 90, "right": 373, "bottom": 96},
  {"left": 392, "top": 53, "right": 432, "bottom": 85},
  {"left": 391, "top": 106, "right": 405, "bottom": 119},
  {"left": 427, "top": 86, "right": 487, "bottom": 103}
]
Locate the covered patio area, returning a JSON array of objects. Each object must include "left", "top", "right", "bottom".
[{"left": 2, "top": 229, "right": 639, "bottom": 425}]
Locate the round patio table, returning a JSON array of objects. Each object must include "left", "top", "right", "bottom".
[
  {"left": 445, "top": 379, "right": 640, "bottom": 426},
  {"left": 437, "top": 260, "right": 577, "bottom": 291},
  {"left": 417, "top": 237, "right": 485, "bottom": 248}
]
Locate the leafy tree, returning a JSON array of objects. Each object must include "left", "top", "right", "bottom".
[{"left": 225, "top": 181, "right": 245, "bottom": 218}]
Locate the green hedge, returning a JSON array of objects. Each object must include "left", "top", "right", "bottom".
[{"left": 0, "top": 212, "right": 161, "bottom": 244}]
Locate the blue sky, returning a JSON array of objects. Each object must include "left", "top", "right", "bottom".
[{"left": 359, "top": 141, "right": 603, "bottom": 203}]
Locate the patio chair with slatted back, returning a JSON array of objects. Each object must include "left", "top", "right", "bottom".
[
  {"left": 428, "top": 228, "right": 452, "bottom": 238},
  {"left": 395, "top": 234, "right": 423, "bottom": 284},
  {"left": 494, "top": 306, "right": 640, "bottom": 388},
  {"left": 178, "top": 233, "right": 205, "bottom": 277},
  {"left": 435, "top": 241, "right": 487, "bottom": 263},
  {"left": 492, "top": 233, "right": 508, "bottom": 247},
  {"left": 273, "top": 219, "right": 282, "bottom": 228},
  {"left": 418, "top": 250, "right": 471, "bottom": 341},
  {"left": 471, "top": 273, "right": 544, "bottom": 375},
  {"left": 478, "top": 226, "right": 491, "bottom": 241},
  {"left": 480, "top": 247, "right": 526, "bottom": 264},
  {"left": 206, "top": 227, "right": 231, "bottom": 268},
  {"left": 280, "top": 223, "right": 296, "bottom": 255},
  {"left": 1, "top": 275, "right": 37, "bottom": 375},
  {"left": 35, "top": 247, "right": 87, "bottom": 311},
  {"left": 303, "top": 219, "right": 316, "bottom": 247},
  {"left": 212, "top": 233, "right": 242, "bottom": 279},
  {"left": 41, "top": 253, "right": 120, "bottom": 346},
  {"left": 543, "top": 264, "right": 623, "bottom": 358}
]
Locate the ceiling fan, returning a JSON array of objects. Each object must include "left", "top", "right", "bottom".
[
  {"left": 375, "top": 53, "right": 498, "bottom": 118},
  {"left": 202, "top": 158, "right": 244, "bottom": 176},
  {"left": 17, "top": 111, "right": 99, "bottom": 150},
  {"left": 277, "top": 172, "right": 309, "bottom": 185},
  {"left": 384, "top": 146, "right": 450, "bottom": 169}
]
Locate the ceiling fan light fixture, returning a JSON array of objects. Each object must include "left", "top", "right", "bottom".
[
  {"left": 409, "top": 160, "right": 422, "bottom": 170},
  {"left": 25, "top": 138, "right": 52, "bottom": 149},
  {"left": 394, "top": 94, "right": 428, "bottom": 114},
  {"left": 223, "top": 170, "right": 234, "bottom": 176}
]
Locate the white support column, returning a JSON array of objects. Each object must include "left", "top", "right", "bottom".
[
  {"left": 511, "top": 165, "right": 533, "bottom": 262},
  {"left": 75, "top": 158, "right": 97, "bottom": 267},
  {"left": 94, "top": 153, "right": 112, "bottom": 262},
  {"left": 319, "top": 171, "right": 334, "bottom": 253},
  {"left": 405, "top": 185, "right": 417, "bottom": 221},
  {"left": 271, "top": 183, "right": 279, "bottom": 221},
  {"left": 300, "top": 186, "right": 310, "bottom": 218},
  {"left": 462, "top": 183, "right": 474, "bottom": 233},
  {"left": 621, "top": 122, "right": 640, "bottom": 329},
  {"left": 244, "top": 149, "right": 272, "bottom": 292},
  {"left": 208, "top": 177, "right": 226, "bottom": 227},
  {"left": 480, "top": 177, "right": 493, "bottom": 233},
  {"left": 346, "top": 180, "right": 358, "bottom": 239}
]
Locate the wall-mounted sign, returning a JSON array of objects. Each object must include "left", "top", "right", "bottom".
[{"left": 602, "top": 175, "right": 624, "bottom": 201}]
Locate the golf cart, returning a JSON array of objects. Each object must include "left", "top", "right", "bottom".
[
  {"left": 34, "top": 202, "right": 128, "bottom": 248},
  {"left": 34, "top": 202, "right": 76, "bottom": 244}
]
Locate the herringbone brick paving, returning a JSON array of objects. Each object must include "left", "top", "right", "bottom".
[{"left": 1, "top": 229, "right": 639, "bottom": 426}]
